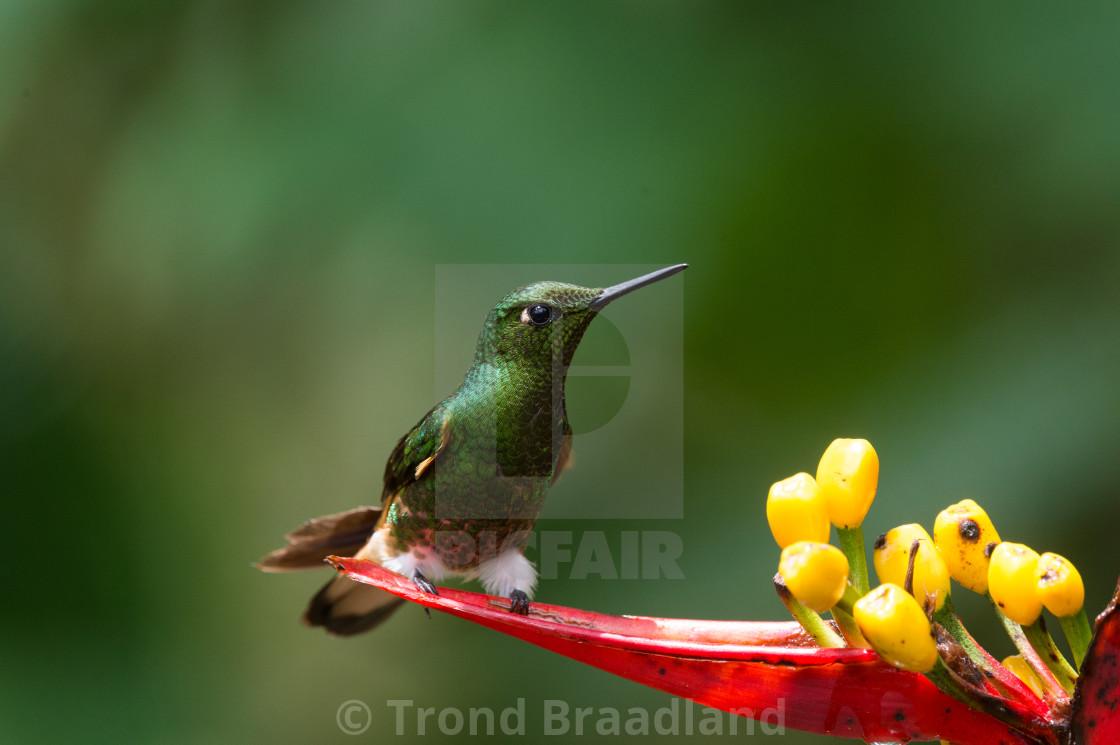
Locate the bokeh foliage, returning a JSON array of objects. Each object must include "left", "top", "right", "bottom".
[{"left": 2, "top": 3, "right": 1119, "bottom": 743}]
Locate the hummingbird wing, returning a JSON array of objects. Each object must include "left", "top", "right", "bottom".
[
  {"left": 381, "top": 404, "right": 453, "bottom": 504},
  {"left": 256, "top": 407, "right": 451, "bottom": 573},
  {"left": 259, "top": 404, "right": 454, "bottom": 635},
  {"left": 297, "top": 408, "right": 454, "bottom": 636}
]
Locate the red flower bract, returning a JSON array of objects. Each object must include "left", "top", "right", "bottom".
[
  {"left": 327, "top": 557, "right": 1082, "bottom": 745},
  {"left": 1070, "top": 585, "right": 1120, "bottom": 745}
]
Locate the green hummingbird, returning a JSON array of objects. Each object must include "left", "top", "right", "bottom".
[{"left": 257, "top": 264, "right": 686, "bottom": 635}]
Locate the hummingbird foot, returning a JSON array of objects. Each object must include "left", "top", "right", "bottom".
[
  {"left": 411, "top": 570, "right": 440, "bottom": 596},
  {"left": 509, "top": 590, "right": 531, "bottom": 616},
  {"left": 411, "top": 571, "right": 439, "bottom": 619}
]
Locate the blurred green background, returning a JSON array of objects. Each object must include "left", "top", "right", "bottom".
[{"left": 3, "top": 3, "right": 1120, "bottom": 743}]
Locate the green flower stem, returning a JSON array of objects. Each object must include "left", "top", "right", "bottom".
[
  {"left": 1059, "top": 610, "right": 1093, "bottom": 670},
  {"left": 987, "top": 592, "right": 1072, "bottom": 700},
  {"left": 933, "top": 597, "right": 986, "bottom": 666},
  {"left": 830, "top": 605, "right": 870, "bottom": 648},
  {"left": 925, "top": 657, "right": 1043, "bottom": 733},
  {"left": 925, "top": 657, "right": 975, "bottom": 706},
  {"left": 837, "top": 526, "right": 870, "bottom": 597},
  {"left": 933, "top": 597, "right": 1043, "bottom": 703},
  {"left": 1021, "top": 618, "right": 1078, "bottom": 693},
  {"left": 773, "top": 574, "right": 844, "bottom": 648},
  {"left": 834, "top": 580, "right": 860, "bottom": 616},
  {"left": 789, "top": 601, "right": 845, "bottom": 649}
]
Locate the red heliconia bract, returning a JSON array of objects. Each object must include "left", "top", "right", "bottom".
[
  {"left": 329, "top": 559, "right": 1120, "bottom": 744},
  {"left": 1069, "top": 585, "right": 1120, "bottom": 745}
]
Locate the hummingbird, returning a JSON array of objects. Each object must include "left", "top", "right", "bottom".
[{"left": 257, "top": 264, "right": 687, "bottom": 635}]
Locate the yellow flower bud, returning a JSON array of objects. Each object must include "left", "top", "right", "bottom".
[
  {"left": 1001, "top": 655, "right": 1046, "bottom": 698},
  {"left": 853, "top": 583, "right": 938, "bottom": 673},
  {"left": 767, "top": 473, "right": 830, "bottom": 549},
  {"left": 933, "top": 499, "right": 1001, "bottom": 594},
  {"left": 1036, "top": 552, "right": 1084, "bottom": 618},
  {"left": 988, "top": 543, "right": 1043, "bottom": 626},
  {"left": 779, "top": 541, "right": 850, "bottom": 613},
  {"left": 816, "top": 438, "right": 879, "bottom": 529},
  {"left": 873, "top": 524, "right": 951, "bottom": 612}
]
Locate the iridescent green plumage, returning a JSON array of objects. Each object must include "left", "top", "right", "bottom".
[
  {"left": 258, "top": 265, "right": 686, "bottom": 635},
  {"left": 381, "top": 281, "right": 601, "bottom": 570}
]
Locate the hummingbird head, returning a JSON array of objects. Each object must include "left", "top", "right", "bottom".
[
  {"left": 476, "top": 282, "right": 602, "bottom": 369},
  {"left": 474, "top": 264, "right": 687, "bottom": 371}
]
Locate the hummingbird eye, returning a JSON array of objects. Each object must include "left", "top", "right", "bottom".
[{"left": 524, "top": 303, "right": 553, "bottom": 326}]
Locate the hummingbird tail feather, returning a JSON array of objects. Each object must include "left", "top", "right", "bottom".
[
  {"left": 255, "top": 506, "right": 382, "bottom": 572},
  {"left": 256, "top": 505, "right": 404, "bottom": 634},
  {"left": 304, "top": 573, "right": 405, "bottom": 635}
]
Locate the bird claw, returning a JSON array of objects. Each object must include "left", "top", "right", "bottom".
[
  {"left": 412, "top": 571, "right": 439, "bottom": 619},
  {"left": 509, "top": 590, "right": 531, "bottom": 616},
  {"left": 411, "top": 570, "right": 440, "bottom": 596}
]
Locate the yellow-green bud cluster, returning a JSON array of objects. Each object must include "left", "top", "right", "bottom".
[
  {"left": 987, "top": 544, "right": 1087, "bottom": 626},
  {"left": 764, "top": 437, "right": 1093, "bottom": 697},
  {"left": 766, "top": 440, "right": 880, "bottom": 649}
]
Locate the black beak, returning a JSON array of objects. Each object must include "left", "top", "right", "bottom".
[{"left": 588, "top": 264, "right": 688, "bottom": 311}]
